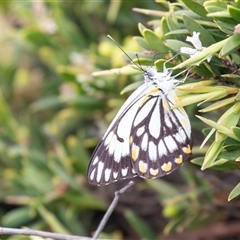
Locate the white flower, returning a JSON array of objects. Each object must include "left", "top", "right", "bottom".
[{"left": 180, "top": 31, "right": 211, "bottom": 62}]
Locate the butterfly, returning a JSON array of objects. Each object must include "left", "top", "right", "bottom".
[{"left": 87, "top": 59, "right": 193, "bottom": 186}]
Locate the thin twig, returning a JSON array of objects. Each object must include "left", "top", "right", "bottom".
[
  {"left": 93, "top": 181, "right": 135, "bottom": 240},
  {"left": 0, "top": 227, "right": 91, "bottom": 240},
  {"left": 0, "top": 182, "right": 135, "bottom": 239}
]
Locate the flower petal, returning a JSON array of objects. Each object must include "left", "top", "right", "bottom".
[
  {"left": 186, "top": 31, "right": 202, "bottom": 50},
  {"left": 180, "top": 47, "right": 198, "bottom": 55}
]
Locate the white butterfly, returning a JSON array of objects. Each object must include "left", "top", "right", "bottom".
[{"left": 87, "top": 62, "right": 193, "bottom": 185}]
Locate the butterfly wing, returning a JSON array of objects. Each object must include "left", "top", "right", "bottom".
[
  {"left": 87, "top": 83, "right": 150, "bottom": 185},
  {"left": 129, "top": 86, "right": 193, "bottom": 178},
  {"left": 88, "top": 66, "right": 193, "bottom": 185}
]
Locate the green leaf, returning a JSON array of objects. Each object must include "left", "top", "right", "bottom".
[
  {"left": 182, "top": 15, "right": 215, "bottom": 46},
  {"left": 30, "top": 96, "right": 63, "bottom": 112},
  {"left": 174, "top": 91, "right": 228, "bottom": 108},
  {"left": 64, "top": 192, "right": 106, "bottom": 210},
  {"left": 165, "top": 29, "right": 190, "bottom": 36},
  {"left": 64, "top": 95, "right": 105, "bottom": 110},
  {"left": 191, "top": 157, "right": 204, "bottom": 166},
  {"left": 54, "top": 8, "right": 87, "bottom": 48},
  {"left": 236, "top": 91, "right": 240, "bottom": 100},
  {"left": 143, "top": 29, "right": 168, "bottom": 52},
  {"left": 223, "top": 137, "right": 240, "bottom": 150},
  {"left": 209, "top": 159, "right": 239, "bottom": 170},
  {"left": 199, "top": 97, "right": 235, "bottom": 112},
  {"left": 0, "top": 90, "right": 18, "bottom": 140},
  {"left": 2, "top": 207, "right": 32, "bottom": 227},
  {"left": 161, "top": 17, "right": 171, "bottom": 37},
  {"left": 228, "top": 182, "right": 240, "bottom": 201},
  {"left": 201, "top": 140, "right": 225, "bottom": 169},
  {"left": 232, "top": 127, "right": 240, "bottom": 140},
  {"left": 50, "top": 159, "right": 79, "bottom": 191},
  {"left": 146, "top": 179, "right": 180, "bottom": 198},
  {"left": 191, "top": 157, "right": 239, "bottom": 170},
  {"left": 38, "top": 206, "right": 70, "bottom": 234},
  {"left": 204, "top": 1, "right": 227, "bottom": 11},
  {"left": 138, "top": 22, "right": 147, "bottom": 37},
  {"left": 163, "top": 213, "right": 189, "bottom": 235},
  {"left": 220, "top": 34, "right": 240, "bottom": 57},
  {"left": 164, "top": 39, "right": 191, "bottom": 52},
  {"left": 200, "top": 127, "right": 215, "bottom": 149},
  {"left": 218, "top": 149, "right": 240, "bottom": 161},
  {"left": 196, "top": 114, "right": 239, "bottom": 141},
  {"left": 133, "top": 36, "right": 151, "bottom": 50},
  {"left": 132, "top": 58, "right": 153, "bottom": 67},
  {"left": 228, "top": 5, "right": 240, "bottom": 22},
  {"left": 219, "top": 103, "right": 240, "bottom": 128},
  {"left": 22, "top": 29, "right": 59, "bottom": 49},
  {"left": 58, "top": 208, "right": 87, "bottom": 236},
  {"left": 181, "top": 0, "right": 207, "bottom": 17},
  {"left": 166, "top": 15, "right": 179, "bottom": 32},
  {"left": 207, "top": 11, "right": 238, "bottom": 25},
  {"left": 66, "top": 135, "right": 89, "bottom": 174},
  {"left": 22, "top": 161, "right": 53, "bottom": 194},
  {"left": 215, "top": 21, "right": 235, "bottom": 35},
  {"left": 124, "top": 210, "right": 156, "bottom": 240}
]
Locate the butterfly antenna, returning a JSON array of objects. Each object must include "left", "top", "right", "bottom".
[
  {"left": 136, "top": 53, "right": 144, "bottom": 69},
  {"left": 107, "top": 35, "right": 144, "bottom": 72}
]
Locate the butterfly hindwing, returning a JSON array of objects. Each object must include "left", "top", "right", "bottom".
[{"left": 129, "top": 86, "right": 193, "bottom": 178}]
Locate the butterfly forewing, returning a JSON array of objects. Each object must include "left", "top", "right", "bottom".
[{"left": 88, "top": 84, "right": 151, "bottom": 185}]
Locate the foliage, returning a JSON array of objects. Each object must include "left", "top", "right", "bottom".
[
  {"left": 0, "top": 0, "right": 240, "bottom": 239},
  {"left": 131, "top": 1, "right": 240, "bottom": 200}
]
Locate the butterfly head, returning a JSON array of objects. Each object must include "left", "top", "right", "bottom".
[
  {"left": 143, "top": 66, "right": 158, "bottom": 80},
  {"left": 143, "top": 65, "right": 174, "bottom": 85}
]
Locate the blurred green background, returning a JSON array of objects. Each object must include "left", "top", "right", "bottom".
[{"left": 0, "top": 1, "right": 240, "bottom": 240}]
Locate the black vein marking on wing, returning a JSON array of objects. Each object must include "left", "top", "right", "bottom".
[{"left": 130, "top": 92, "right": 193, "bottom": 179}]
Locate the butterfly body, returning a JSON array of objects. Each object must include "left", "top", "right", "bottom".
[{"left": 88, "top": 66, "right": 193, "bottom": 185}]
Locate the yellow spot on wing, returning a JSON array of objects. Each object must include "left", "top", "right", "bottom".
[
  {"left": 139, "top": 160, "right": 147, "bottom": 173},
  {"left": 181, "top": 117, "right": 188, "bottom": 128},
  {"left": 141, "top": 88, "right": 159, "bottom": 106},
  {"left": 162, "top": 98, "right": 170, "bottom": 112},
  {"left": 161, "top": 162, "right": 172, "bottom": 172},
  {"left": 172, "top": 95, "right": 187, "bottom": 115},
  {"left": 183, "top": 144, "right": 191, "bottom": 154},
  {"left": 175, "top": 155, "right": 183, "bottom": 164},
  {"left": 129, "top": 136, "right": 133, "bottom": 144},
  {"left": 131, "top": 144, "right": 139, "bottom": 161},
  {"left": 150, "top": 168, "right": 159, "bottom": 176}
]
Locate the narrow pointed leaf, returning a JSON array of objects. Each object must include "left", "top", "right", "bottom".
[
  {"left": 143, "top": 29, "right": 168, "bottom": 52},
  {"left": 181, "top": 0, "right": 207, "bottom": 17},
  {"left": 133, "top": 36, "right": 152, "bottom": 50},
  {"left": 182, "top": 15, "right": 215, "bottom": 46},
  {"left": 220, "top": 34, "right": 240, "bottom": 57},
  {"left": 201, "top": 140, "right": 224, "bottom": 169},
  {"left": 228, "top": 5, "right": 240, "bottom": 22},
  {"left": 228, "top": 182, "right": 240, "bottom": 201},
  {"left": 232, "top": 127, "right": 240, "bottom": 140}
]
